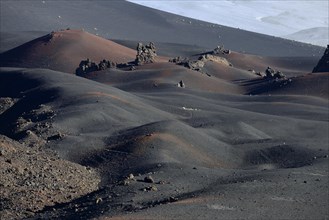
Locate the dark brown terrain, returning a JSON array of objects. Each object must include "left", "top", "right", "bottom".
[{"left": 0, "top": 1, "right": 328, "bottom": 219}]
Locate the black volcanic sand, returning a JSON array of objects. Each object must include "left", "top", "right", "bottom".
[
  {"left": 0, "top": 63, "right": 328, "bottom": 219},
  {"left": 0, "top": 1, "right": 328, "bottom": 219},
  {"left": 0, "top": 0, "right": 325, "bottom": 57}
]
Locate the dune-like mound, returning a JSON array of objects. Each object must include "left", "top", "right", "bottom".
[
  {"left": 259, "top": 72, "right": 329, "bottom": 99},
  {"left": 0, "top": 1, "right": 328, "bottom": 219},
  {"left": 0, "top": 30, "right": 137, "bottom": 73},
  {"left": 313, "top": 45, "right": 329, "bottom": 73},
  {"left": 1, "top": 58, "right": 329, "bottom": 219},
  {"left": 237, "top": 69, "right": 328, "bottom": 99},
  {"left": 219, "top": 51, "right": 319, "bottom": 77}
]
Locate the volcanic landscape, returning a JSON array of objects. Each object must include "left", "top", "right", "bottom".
[{"left": 0, "top": 1, "right": 328, "bottom": 219}]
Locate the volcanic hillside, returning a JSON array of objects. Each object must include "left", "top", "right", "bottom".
[
  {"left": 0, "top": 0, "right": 325, "bottom": 57},
  {"left": 0, "top": 30, "right": 137, "bottom": 73},
  {"left": 1, "top": 30, "right": 328, "bottom": 219},
  {"left": 0, "top": 1, "right": 328, "bottom": 219}
]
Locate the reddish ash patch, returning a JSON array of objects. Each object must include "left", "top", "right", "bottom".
[{"left": 1, "top": 29, "right": 137, "bottom": 73}]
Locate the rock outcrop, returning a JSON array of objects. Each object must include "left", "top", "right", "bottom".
[
  {"left": 169, "top": 56, "right": 204, "bottom": 71},
  {"left": 169, "top": 54, "right": 232, "bottom": 73},
  {"left": 264, "top": 67, "right": 285, "bottom": 79},
  {"left": 98, "top": 59, "right": 117, "bottom": 70},
  {"left": 312, "top": 45, "right": 329, "bottom": 73},
  {"left": 135, "top": 42, "right": 157, "bottom": 65},
  {"left": 76, "top": 59, "right": 116, "bottom": 75},
  {"left": 212, "top": 45, "right": 231, "bottom": 55},
  {"left": 199, "top": 54, "right": 232, "bottom": 67}
]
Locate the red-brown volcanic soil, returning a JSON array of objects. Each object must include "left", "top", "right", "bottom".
[{"left": 0, "top": 30, "right": 137, "bottom": 73}]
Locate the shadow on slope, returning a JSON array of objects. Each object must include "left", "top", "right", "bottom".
[{"left": 239, "top": 72, "right": 329, "bottom": 99}]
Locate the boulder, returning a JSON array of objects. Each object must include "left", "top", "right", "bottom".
[
  {"left": 265, "top": 67, "right": 285, "bottom": 79},
  {"left": 212, "top": 45, "right": 231, "bottom": 55},
  {"left": 135, "top": 42, "right": 157, "bottom": 65},
  {"left": 265, "top": 67, "right": 275, "bottom": 78},
  {"left": 144, "top": 175, "right": 155, "bottom": 183},
  {"left": 170, "top": 54, "right": 231, "bottom": 74},
  {"left": 177, "top": 80, "right": 185, "bottom": 88},
  {"left": 98, "top": 59, "right": 117, "bottom": 70},
  {"left": 76, "top": 59, "right": 98, "bottom": 75},
  {"left": 75, "top": 58, "right": 117, "bottom": 75}
]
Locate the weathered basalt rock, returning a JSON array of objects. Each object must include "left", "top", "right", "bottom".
[
  {"left": 135, "top": 42, "right": 157, "bottom": 65},
  {"left": 76, "top": 59, "right": 99, "bottom": 75},
  {"left": 177, "top": 80, "right": 185, "bottom": 88},
  {"left": 76, "top": 58, "right": 117, "bottom": 75},
  {"left": 98, "top": 59, "right": 117, "bottom": 70},
  {"left": 265, "top": 67, "right": 285, "bottom": 79},
  {"left": 170, "top": 54, "right": 232, "bottom": 73},
  {"left": 212, "top": 45, "right": 231, "bottom": 55},
  {"left": 169, "top": 56, "right": 204, "bottom": 71},
  {"left": 200, "top": 54, "right": 232, "bottom": 67}
]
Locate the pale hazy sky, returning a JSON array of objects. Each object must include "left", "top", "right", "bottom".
[{"left": 128, "top": 0, "right": 329, "bottom": 46}]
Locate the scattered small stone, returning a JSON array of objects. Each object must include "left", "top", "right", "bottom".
[
  {"left": 212, "top": 45, "right": 231, "bottom": 55},
  {"left": 47, "top": 133, "right": 64, "bottom": 141},
  {"left": 127, "top": 173, "right": 135, "bottom": 180},
  {"left": 0, "top": 97, "right": 17, "bottom": 114},
  {"left": 142, "top": 185, "right": 158, "bottom": 192},
  {"left": 169, "top": 56, "right": 182, "bottom": 63},
  {"left": 144, "top": 175, "right": 155, "bottom": 183},
  {"left": 169, "top": 197, "right": 178, "bottom": 202},
  {"left": 177, "top": 80, "right": 185, "bottom": 88},
  {"left": 0, "top": 135, "right": 100, "bottom": 219},
  {"left": 95, "top": 197, "right": 102, "bottom": 204},
  {"left": 120, "top": 179, "right": 130, "bottom": 186}
]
